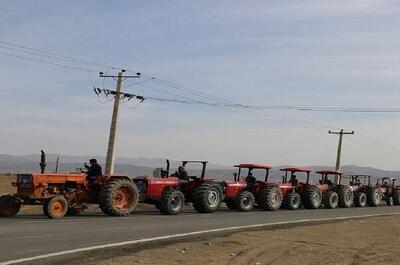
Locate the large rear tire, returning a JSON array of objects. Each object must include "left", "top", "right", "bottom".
[
  {"left": 303, "top": 188, "right": 322, "bottom": 209},
  {"left": 0, "top": 195, "right": 21, "bottom": 217},
  {"left": 43, "top": 196, "right": 68, "bottom": 219},
  {"left": 257, "top": 186, "right": 282, "bottom": 211},
  {"left": 285, "top": 192, "right": 301, "bottom": 210},
  {"left": 367, "top": 187, "right": 381, "bottom": 207},
  {"left": 159, "top": 189, "right": 184, "bottom": 215},
  {"left": 324, "top": 191, "right": 338, "bottom": 209},
  {"left": 193, "top": 182, "right": 222, "bottom": 213},
  {"left": 338, "top": 186, "right": 354, "bottom": 208},
  {"left": 234, "top": 191, "right": 254, "bottom": 212},
  {"left": 393, "top": 190, "right": 400, "bottom": 205},
  {"left": 354, "top": 192, "right": 367, "bottom": 207},
  {"left": 99, "top": 178, "right": 139, "bottom": 216}
]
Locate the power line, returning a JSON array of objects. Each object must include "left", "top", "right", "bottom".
[
  {"left": 0, "top": 40, "right": 118, "bottom": 69},
  {"left": 3, "top": 40, "right": 400, "bottom": 158},
  {"left": 0, "top": 51, "right": 98, "bottom": 72}
]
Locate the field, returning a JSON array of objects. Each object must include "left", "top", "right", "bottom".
[{"left": 68, "top": 215, "right": 400, "bottom": 265}]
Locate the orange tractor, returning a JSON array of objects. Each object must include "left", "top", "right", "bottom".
[{"left": 0, "top": 155, "right": 139, "bottom": 219}]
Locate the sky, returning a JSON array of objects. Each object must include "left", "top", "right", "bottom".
[{"left": 1, "top": 0, "right": 400, "bottom": 169}]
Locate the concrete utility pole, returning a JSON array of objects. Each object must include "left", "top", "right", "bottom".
[
  {"left": 329, "top": 129, "right": 355, "bottom": 171},
  {"left": 100, "top": 70, "right": 141, "bottom": 174}
]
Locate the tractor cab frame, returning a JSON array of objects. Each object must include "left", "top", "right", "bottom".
[
  {"left": 133, "top": 159, "right": 223, "bottom": 215},
  {"left": 223, "top": 163, "right": 283, "bottom": 212}
]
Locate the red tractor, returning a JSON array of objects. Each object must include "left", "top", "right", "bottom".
[
  {"left": 280, "top": 167, "right": 322, "bottom": 209},
  {"left": 133, "top": 160, "right": 223, "bottom": 215},
  {"left": 315, "top": 170, "right": 354, "bottom": 209},
  {"left": 223, "top": 163, "right": 285, "bottom": 211},
  {"left": 0, "top": 171, "right": 139, "bottom": 219},
  {"left": 375, "top": 177, "right": 400, "bottom": 206},
  {"left": 344, "top": 175, "right": 384, "bottom": 207}
]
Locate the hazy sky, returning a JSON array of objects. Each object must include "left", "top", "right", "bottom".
[{"left": 1, "top": 1, "right": 400, "bottom": 169}]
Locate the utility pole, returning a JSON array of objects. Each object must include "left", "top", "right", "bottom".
[
  {"left": 99, "top": 70, "right": 141, "bottom": 174},
  {"left": 329, "top": 129, "right": 354, "bottom": 183}
]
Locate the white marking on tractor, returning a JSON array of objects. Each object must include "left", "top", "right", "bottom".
[{"left": 1, "top": 212, "right": 400, "bottom": 265}]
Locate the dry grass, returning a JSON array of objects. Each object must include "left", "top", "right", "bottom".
[{"left": 0, "top": 174, "right": 16, "bottom": 194}]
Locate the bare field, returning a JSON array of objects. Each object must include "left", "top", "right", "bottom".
[{"left": 74, "top": 215, "right": 400, "bottom": 265}]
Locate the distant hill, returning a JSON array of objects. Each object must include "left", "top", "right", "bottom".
[{"left": 0, "top": 154, "right": 399, "bottom": 182}]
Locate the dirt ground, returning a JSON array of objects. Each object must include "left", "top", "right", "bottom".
[{"left": 73, "top": 215, "right": 400, "bottom": 265}]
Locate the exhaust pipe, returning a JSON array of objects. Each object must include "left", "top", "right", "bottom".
[{"left": 40, "top": 150, "right": 46, "bottom": 173}]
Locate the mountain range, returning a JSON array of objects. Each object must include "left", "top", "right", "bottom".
[{"left": 0, "top": 154, "right": 399, "bottom": 182}]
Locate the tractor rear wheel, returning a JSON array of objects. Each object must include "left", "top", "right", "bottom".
[
  {"left": 225, "top": 199, "right": 236, "bottom": 210},
  {"left": 99, "top": 178, "right": 139, "bottom": 216},
  {"left": 393, "top": 190, "right": 400, "bottom": 205},
  {"left": 338, "top": 186, "right": 354, "bottom": 208},
  {"left": 367, "top": 187, "right": 381, "bottom": 207},
  {"left": 0, "top": 195, "right": 21, "bottom": 217},
  {"left": 303, "top": 188, "right": 322, "bottom": 209},
  {"left": 257, "top": 186, "right": 282, "bottom": 211},
  {"left": 159, "top": 189, "right": 185, "bottom": 215},
  {"left": 354, "top": 192, "right": 367, "bottom": 207},
  {"left": 234, "top": 191, "right": 254, "bottom": 212},
  {"left": 324, "top": 191, "right": 338, "bottom": 209},
  {"left": 285, "top": 192, "right": 301, "bottom": 210},
  {"left": 193, "top": 182, "right": 222, "bottom": 213},
  {"left": 43, "top": 196, "right": 68, "bottom": 219}
]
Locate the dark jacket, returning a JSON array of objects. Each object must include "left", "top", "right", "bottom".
[{"left": 85, "top": 164, "right": 103, "bottom": 177}]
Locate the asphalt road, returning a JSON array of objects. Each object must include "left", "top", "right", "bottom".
[{"left": 1, "top": 206, "right": 400, "bottom": 264}]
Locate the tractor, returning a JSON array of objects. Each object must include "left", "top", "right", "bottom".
[
  {"left": 223, "top": 163, "right": 287, "bottom": 211},
  {"left": 375, "top": 177, "right": 400, "bottom": 206},
  {"left": 0, "top": 154, "right": 139, "bottom": 219},
  {"left": 133, "top": 160, "right": 223, "bottom": 215},
  {"left": 280, "top": 167, "right": 322, "bottom": 209},
  {"left": 344, "top": 175, "right": 381, "bottom": 207},
  {"left": 315, "top": 170, "right": 354, "bottom": 209}
]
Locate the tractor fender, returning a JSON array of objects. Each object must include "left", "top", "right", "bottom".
[{"left": 106, "top": 175, "right": 133, "bottom": 183}]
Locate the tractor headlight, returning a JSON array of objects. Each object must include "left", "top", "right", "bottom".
[{"left": 19, "top": 175, "right": 32, "bottom": 187}]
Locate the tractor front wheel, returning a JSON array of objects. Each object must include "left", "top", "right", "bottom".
[
  {"left": 387, "top": 196, "right": 394, "bottom": 206},
  {"left": 354, "top": 192, "right": 367, "bottom": 207},
  {"left": 193, "top": 182, "right": 222, "bottom": 213},
  {"left": 367, "top": 187, "right": 381, "bottom": 207},
  {"left": 324, "top": 191, "right": 339, "bottom": 209},
  {"left": 159, "top": 189, "right": 185, "bottom": 215},
  {"left": 338, "top": 186, "right": 354, "bottom": 208},
  {"left": 303, "top": 188, "right": 322, "bottom": 209},
  {"left": 257, "top": 186, "right": 282, "bottom": 211},
  {"left": 234, "top": 191, "right": 254, "bottom": 212},
  {"left": 285, "top": 192, "right": 301, "bottom": 210},
  {"left": 43, "top": 196, "right": 68, "bottom": 219},
  {"left": 99, "top": 179, "right": 139, "bottom": 216},
  {"left": 0, "top": 195, "right": 21, "bottom": 217}
]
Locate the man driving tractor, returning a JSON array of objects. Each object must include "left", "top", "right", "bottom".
[
  {"left": 173, "top": 165, "right": 189, "bottom": 181},
  {"left": 84, "top": 159, "right": 102, "bottom": 182}
]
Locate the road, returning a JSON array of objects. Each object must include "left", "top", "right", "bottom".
[{"left": 1, "top": 206, "right": 400, "bottom": 264}]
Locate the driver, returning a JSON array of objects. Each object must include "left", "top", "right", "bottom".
[
  {"left": 290, "top": 174, "right": 299, "bottom": 186},
  {"left": 84, "top": 159, "right": 102, "bottom": 182},
  {"left": 175, "top": 165, "right": 189, "bottom": 181},
  {"left": 245, "top": 172, "right": 256, "bottom": 184}
]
